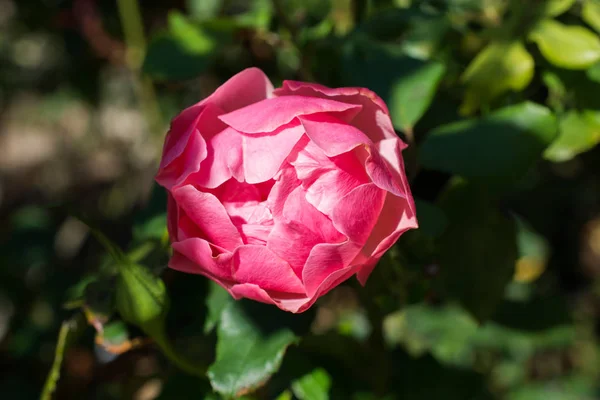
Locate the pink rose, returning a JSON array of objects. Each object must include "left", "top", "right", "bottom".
[{"left": 156, "top": 68, "right": 417, "bottom": 313}]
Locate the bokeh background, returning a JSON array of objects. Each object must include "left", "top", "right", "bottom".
[{"left": 2, "top": 0, "right": 600, "bottom": 399}]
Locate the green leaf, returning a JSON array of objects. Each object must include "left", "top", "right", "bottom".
[
  {"left": 583, "top": 0, "right": 600, "bottom": 33},
  {"left": 383, "top": 303, "right": 478, "bottom": 366},
  {"left": 540, "top": 0, "right": 576, "bottom": 16},
  {"left": 419, "top": 102, "right": 557, "bottom": 182},
  {"left": 437, "top": 180, "right": 518, "bottom": 321},
  {"left": 342, "top": 41, "right": 445, "bottom": 131},
  {"left": 115, "top": 263, "right": 168, "bottom": 331},
  {"left": 390, "top": 61, "right": 446, "bottom": 131},
  {"left": 100, "top": 320, "right": 130, "bottom": 346},
  {"left": 187, "top": 0, "right": 222, "bottom": 20},
  {"left": 414, "top": 200, "right": 447, "bottom": 238},
  {"left": 588, "top": 61, "right": 600, "bottom": 82},
  {"left": 460, "top": 41, "right": 534, "bottom": 114},
  {"left": 133, "top": 214, "right": 167, "bottom": 242},
  {"left": 291, "top": 368, "right": 331, "bottom": 400},
  {"left": 143, "top": 11, "right": 216, "bottom": 81},
  {"left": 529, "top": 19, "right": 600, "bottom": 70},
  {"left": 208, "top": 302, "right": 297, "bottom": 398},
  {"left": 204, "top": 282, "right": 232, "bottom": 334},
  {"left": 544, "top": 110, "right": 600, "bottom": 162}
]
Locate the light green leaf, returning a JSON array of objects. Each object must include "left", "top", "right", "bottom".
[
  {"left": 540, "top": 0, "right": 576, "bottom": 16},
  {"left": 383, "top": 303, "right": 478, "bottom": 366},
  {"left": 187, "top": 0, "right": 222, "bottom": 20},
  {"left": 512, "top": 216, "right": 550, "bottom": 284},
  {"left": 437, "top": 180, "right": 518, "bottom": 321},
  {"left": 291, "top": 368, "right": 331, "bottom": 400},
  {"left": 583, "top": 0, "right": 600, "bottom": 33},
  {"left": 208, "top": 303, "right": 297, "bottom": 398},
  {"left": 529, "top": 19, "right": 600, "bottom": 69},
  {"left": 460, "top": 41, "right": 534, "bottom": 114},
  {"left": 419, "top": 102, "right": 557, "bottom": 181},
  {"left": 115, "top": 263, "right": 168, "bottom": 330},
  {"left": 544, "top": 110, "right": 600, "bottom": 162}
]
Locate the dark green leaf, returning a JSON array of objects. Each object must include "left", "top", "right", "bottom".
[
  {"left": 414, "top": 200, "right": 447, "bottom": 238},
  {"left": 143, "top": 12, "right": 216, "bottom": 81},
  {"left": 291, "top": 368, "right": 331, "bottom": 400},
  {"left": 419, "top": 102, "right": 557, "bottom": 182},
  {"left": 342, "top": 41, "right": 445, "bottom": 131},
  {"left": 208, "top": 302, "right": 297, "bottom": 398},
  {"left": 204, "top": 282, "right": 232, "bottom": 334},
  {"left": 529, "top": 19, "right": 600, "bottom": 70},
  {"left": 437, "top": 180, "right": 518, "bottom": 321}
]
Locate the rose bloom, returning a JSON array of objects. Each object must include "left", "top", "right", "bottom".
[{"left": 156, "top": 68, "right": 417, "bottom": 313}]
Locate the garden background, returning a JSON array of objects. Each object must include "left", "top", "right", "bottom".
[{"left": 2, "top": 0, "right": 600, "bottom": 399}]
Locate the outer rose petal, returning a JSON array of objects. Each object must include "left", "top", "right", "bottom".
[
  {"left": 190, "top": 126, "right": 244, "bottom": 188},
  {"left": 172, "top": 185, "right": 244, "bottom": 251},
  {"left": 354, "top": 193, "right": 418, "bottom": 285},
  {"left": 156, "top": 128, "right": 207, "bottom": 190},
  {"left": 170, "top": 239, "right": 234, "bottom": 282},
  {"left": 218, "top": 95, "right": 362, "bottom": 134},
  {"left": 159, "top": 105, "right": 203, "bottom": 170},
  {"left": 302, "top": 241, "right": 362, "bottom": 297},
  {"left": 200, "top": 67, "right": 274, "bottom": 113},
  {"left": 232, "top": 245, "right": 305, "bottom": 294},
  {"left": 274, "top": 80, "right": 396, "bottom": 142},
  {"left": 166, "top": 192, "right": 179, "bottom": 242}
]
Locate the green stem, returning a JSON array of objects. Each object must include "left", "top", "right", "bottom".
[
  {"left": 41, "top": 316, "right": 85, "bottom": 400},
  {"left": 116, "top": 0, "right": 163, "bottom": 136},
  {"left": 148, "top": 325, "right": 208, "bottom": 377}
]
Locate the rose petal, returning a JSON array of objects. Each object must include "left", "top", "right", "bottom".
[
  {"left": 266, "top": 166, "right": 301, "bottom": 220},
  {"left": 298, "top": 113, "right": 372, "bottom": 157},
  {"left": 171, "top": 238, "right": 234, "bottom": 282},
  {"left": 201, "top": 67, "right": 274, "bottom": 113},
  {"left": 233, "top": 245, "right": 306, "bottom": 294},
  {"left": 242, "top": 122, "right": 306, "bottom": 183},
  {"left": 274, "top": 81, "right": 396, "bottom": 142},
  {"left": 166, "top": 192, "right": 179, "bottom": 242},
  {"left": 355, "top": 193, "right": 418, "bottom": 285},
  {"left": 331, "top": 183, "right": 386, "bottom": 244},
  {"left": 229, "top": 283, "right": 277, "bottom": 305},
  {"left": 267, "top": 220, "right": 323, "bottom": 277},
  {"left": 156, "top": 128, "right": 207, "bottom": 190},
  {"left": 302, "top": 242, "right": 362, "bottom": 298},
  {"left": 172, "top": 185, "right": 244, "bottom": 251},
  {"left": 159, "top": 104, "right": 204, "bottom": 169},
  {"left": 282, "top": 186, "right": 344, "bottom": 243},
  {"left": 363, "top": 145, "right": 406, "bottom": 198},
  {"left": 219, "top": 95, "right": 362, "bottom": 134}
]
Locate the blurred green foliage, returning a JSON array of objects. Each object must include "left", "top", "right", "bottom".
[{"left": 2, "top": 0, "right": 600, "bottom": 399}]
